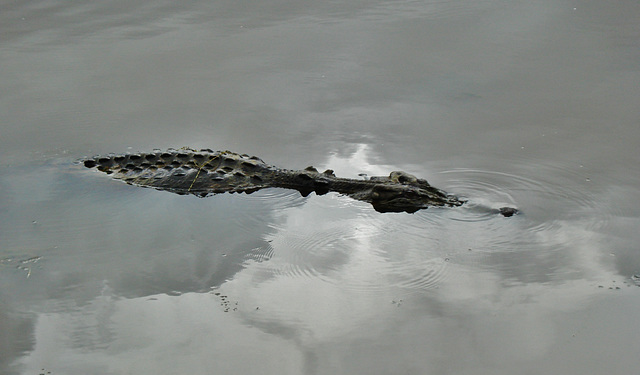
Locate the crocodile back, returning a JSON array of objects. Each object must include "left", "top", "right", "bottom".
[{"left": 82, "top": 149, "right": 276, "bottom": 196}]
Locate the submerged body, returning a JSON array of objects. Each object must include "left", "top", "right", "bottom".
[{"left": 82, "top": 148, "right": 517, "bottom": 216}]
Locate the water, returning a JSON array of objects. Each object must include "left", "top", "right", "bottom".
[{"left": 2, "top": 0, "right": 640, "bottom": 374}]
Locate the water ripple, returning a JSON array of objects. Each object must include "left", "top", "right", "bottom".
[
  {"left": 256, "top": 206, "right": 456, "bottom": 294},
  {"left": 441, "top": 163, "right": 609, "bottom": 230},
  {"left": 252, "top": 160, "right": 621, "bottom": 293}
]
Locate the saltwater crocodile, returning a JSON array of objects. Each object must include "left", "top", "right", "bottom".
[{"left": 82, "top": 148, "right": 517, "bottom": 217}]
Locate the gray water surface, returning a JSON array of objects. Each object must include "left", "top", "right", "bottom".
[{"left": 2, "top": 1, "right": 640, "bottom": 374}]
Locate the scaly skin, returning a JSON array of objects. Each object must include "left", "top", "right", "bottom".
[{"left": 81, "top": 148, "right": 517, "bottom": 216}]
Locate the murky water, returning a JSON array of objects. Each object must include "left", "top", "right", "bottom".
[{"left": 2, "top": 0, "right": 640, "bottom": 374}]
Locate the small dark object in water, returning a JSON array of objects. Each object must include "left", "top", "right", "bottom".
[{"left": 499, "top": 207, "right": 518, "bottom": 217}]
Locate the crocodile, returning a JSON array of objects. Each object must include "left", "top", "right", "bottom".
[{"left": 81, "top": 148, "right": 518, "bottom": 217}]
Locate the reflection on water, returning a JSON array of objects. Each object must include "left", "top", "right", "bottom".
[
  {"left": 2, "top": 0, "right": 640, "bottom": 374},
  {"left": 2, "top": 144, "right": 639, "bottom": 374}
]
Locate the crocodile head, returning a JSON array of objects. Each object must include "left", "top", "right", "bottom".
[{"left": 367, "top": 171, "right": 464, "bottom": 213}]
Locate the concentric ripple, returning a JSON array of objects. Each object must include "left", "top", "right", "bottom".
[
  {"left": 440, "top": 161, "right": 611, "bottom": 231},
  {"left": 246, "top": 159, "right": 624, "bottom": 294},
  {"left": 257, "top": 206, "right": 456, "bottom": 294}
]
